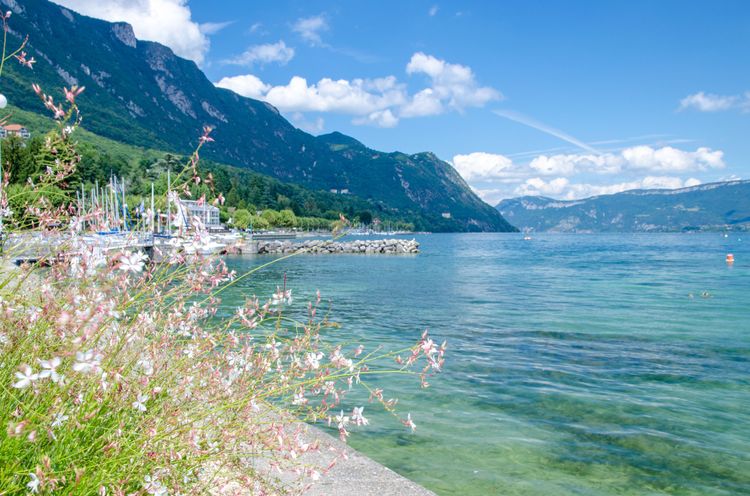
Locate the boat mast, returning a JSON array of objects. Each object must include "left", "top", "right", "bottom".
[
  {"left": 121, "top": 177, "right": 127, "bottom": 231},
  {"left": 150, "top": 182, "right": 155, "bottom": 234},
  {"left": 167, "top": 169, "right": 171, "bottom": 236}
]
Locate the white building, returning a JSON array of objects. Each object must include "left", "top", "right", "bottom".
[
  {"left": 0, "top": 124, "right": 31, "bottom": 139},
  {"left": 180, "top": 200, "right": 221, "bottom": 228}
]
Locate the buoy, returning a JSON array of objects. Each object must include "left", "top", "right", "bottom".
[{"left": 726, "top": 253, "right": 735, "bottom": 264}]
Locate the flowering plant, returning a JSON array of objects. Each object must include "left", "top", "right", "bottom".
[{"left": 0, "top": 15, "right": 444, "bottom": 495}]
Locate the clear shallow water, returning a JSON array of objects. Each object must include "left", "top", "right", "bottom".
[{"left": 223, "top": 233, "right": 750, "bottom": 495}]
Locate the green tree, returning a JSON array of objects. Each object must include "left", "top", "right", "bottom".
[
  {"left": 277, "top": 209, "right": 297, "bottom": 228},
  {"left": 3, "top": 135, "right": 42, "bottom": 184},
  {"left": 261, "top": 209, "right": 280, "bottom": 226},
  {"left": 357, "top": 210, "right": 373, "bottom": 225},
  {"left": 250, "top": 215, "right": 270, "bottom": 230},
  {"left": 233, "top": 209, "right": 251, "bottom": 230}
]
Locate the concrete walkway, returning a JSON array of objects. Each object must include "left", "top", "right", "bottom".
[{"left": 303, "top": 427, "right": 435, "bottom": 496}]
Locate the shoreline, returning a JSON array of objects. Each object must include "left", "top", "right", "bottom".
[{"left": 300, "top": 426, "right": 435, "bottom": 496}]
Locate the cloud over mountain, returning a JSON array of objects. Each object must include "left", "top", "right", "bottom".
[
  {"left": 216, "top": 52, "right": 500, "bottom": 127},
  {"left": 54, "top": 0, "right": 209, "bottom": 64},
  {"left": 453, "top": 146, "right": 724, "bottom": 203}
]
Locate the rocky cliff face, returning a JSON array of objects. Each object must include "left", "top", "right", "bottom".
[{"left": 0, "top": 0, "right": 515, "bottom": 232}]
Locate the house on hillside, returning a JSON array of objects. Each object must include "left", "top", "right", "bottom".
[{"left": 0, "top": 124, "right": 31, "bottom": 139}]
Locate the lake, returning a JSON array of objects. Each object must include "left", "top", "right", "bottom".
[{"left": 222, "top": 233, "right": 750, "bottom": 495}]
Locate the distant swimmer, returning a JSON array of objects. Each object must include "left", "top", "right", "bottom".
[
  {"left": 701, "top": 291, "right": 712, "bottom": 298},
  {"left": 688, "top": 293, "right": 694, "bottom": 299}
]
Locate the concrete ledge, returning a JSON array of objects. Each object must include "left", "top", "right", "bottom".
[{"left": 303, "top": 426, "right": 435, "bottom": 496}]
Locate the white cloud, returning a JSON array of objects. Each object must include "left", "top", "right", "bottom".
[
  {"left": 429, "top": 5, "right": 439, "bottom": 16},
  {"left": 215, "top": 74, "right": 270, "bottom": 99},
  {"left": 353, "top": 109, "right": 399, "bottom": 128},
  {"left": 620, "top": 146, "right": 724, "bottom": 172},
  {"left": 218, "top": 74, "right": 406, "bottom": 127},
  {"left": 400, "top": 88, "right": 443, "bottom": 117},
  {"left": 452, "top": 152, "right": 515, "bottom": 181},
  {"left": 406, "top": 52, "right": 501, "bottom": 112},
  {"left": 453, "top": 146, "right": 723, "bottom": 184},
  {"left": 513, "top": 176, "right": 703, "bottom": 201},
  {"left": 679, "top": 91, "right": 750, "bottom": 112},
  {"left": 225, "top": 41, "right": 295, "bottom": 66},
  {"left": 526, "top": 146, "right": 724, "bottom": 177},
  {"left": 514, "top": 177, "right": 571, "bottom": 197},
  {"left": 261, "top": 76, "right": 407, "bottom": 115},
  {"left": 293, "top": 15, "right": 328, "bottom": 46},
  {"left": 199, "top": 21, "right": 233, "bottom": 35},
  {"left": 453, "top": 145, "right": 725, "bottom": 204},
  {"left": 214, "top": 52, "right": 498, "bottom": 128},
  {"left": 54, "top": 0, "right": 209, "bottom": 64},
  {"left": 290, "top": 113, "right": 325, "bottom": 134},
  {"left": 493, "top": 110, "right": 598, "bottom": 153}
]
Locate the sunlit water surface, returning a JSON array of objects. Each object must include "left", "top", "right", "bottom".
[{"left": 222, "top": 233, "right": 750, "bottom": 495}]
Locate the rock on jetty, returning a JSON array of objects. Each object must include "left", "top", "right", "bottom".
[{"left": 255, "top": 238, "right": 419, "bottom": 255}]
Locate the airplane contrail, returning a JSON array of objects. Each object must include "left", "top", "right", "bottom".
[{"left": 492, "top": 109, "right": 599, "bottom": 154}]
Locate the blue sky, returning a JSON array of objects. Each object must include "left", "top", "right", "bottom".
[{"left": 57, "top": 0, "right": 750, "bottom": 203}]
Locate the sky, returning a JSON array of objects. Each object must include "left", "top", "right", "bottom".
[{"left": 55, "top": 0, "right": 750, "bottom": 204}]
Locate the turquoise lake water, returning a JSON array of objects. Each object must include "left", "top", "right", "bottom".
[{"left": 223, "top": 233, "right": 750, "bottom": 495}]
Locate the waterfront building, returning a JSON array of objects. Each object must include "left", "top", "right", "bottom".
[{"left": 180, "top": 200, "right": 221, "bottom": 229}]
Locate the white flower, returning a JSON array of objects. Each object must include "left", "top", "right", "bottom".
[
  {"left": 27, "top": 306, "right": 42, "bottom": 323},
  {"left": 38, "top": 357, "right": 63, "bottom": 383},
  {"left": 27, "top": 473, "right": 40, "bottom": 493},
  {"left": 271, "top": 288, "right": 292, "bottom": 305},
  {"left": 100, "top": 372, "right": 110, "bottom": 391},
  {"left": 13, "top": 365, "right": 38, "bottom": 389},
  {"left": 132, "top": 394, "right": 148, "bottom": 412},
  {"left": 334, "top": 410, "right": 350, "bottom": 429},
  {"left": 404, "top": 413, "right": 416, "bottom": 432},
  {"left": 0, "top": 332, "right": 8, "bottom": 347},
  {"left": 305, "top": 352, "right": 323, "bottom": 370},
  {"left": 119, "top": 251, "right": 148, "bottom": 273},
  {"left": 292, "top": 392, "right": 308, "bottom": 406},
  {"left": 51, "top": 412, "right": 69, "bottom": 428},
  {"left": 420, "top": 338, "right": 437, "bottom": 356},
  {"left": 351, "top": 406, "right": 369, "bottom": 426},
  {"left": 72, "top": 350, "right": 102, "bottom": 374},
  {"left": 137, "top": 358, "right": 154, "bottom": 376},
  {"left": 143, "top": 474, "right": 167, "bottom": 496}
]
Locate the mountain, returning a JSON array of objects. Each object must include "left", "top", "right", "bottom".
[
  {"left": 0, "top": 0, "right": 515, "bottom": 232},
  {"left": 496, "top": 180, "right": 750, "bottom": 232}
]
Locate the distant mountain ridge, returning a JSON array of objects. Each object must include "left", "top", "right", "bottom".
[
  {"left": 496, "top": 180, "right": 750, "bottom": 232},
  {"left": 0, "top": 0, "right": 515, "bottom": 232}
]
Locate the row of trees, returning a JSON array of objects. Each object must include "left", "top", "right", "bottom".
[
  {"left": 230, "top": 208, "right": 333, "bottom": 231},
  {"left": 1, "top": 134, "right": 417, "bottom": 231}
]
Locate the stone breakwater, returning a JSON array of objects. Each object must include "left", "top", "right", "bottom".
[{"left": 254, "top": 238, "right": 419, "bottom": 255}]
